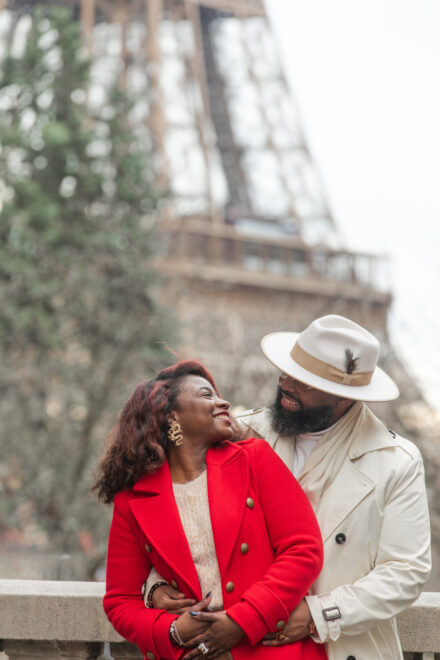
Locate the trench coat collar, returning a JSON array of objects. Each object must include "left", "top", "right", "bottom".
[
  {"left": 130, "top": 441, "right": 249, "bottom": 597},
  {"left": 263, "top": 404, "right": 397, "bottom": 472},
  {"left": 314, "top": 407, "right": 398, "bottom": 542},
  {"left": 347, "top": 405, "right": 398, "bottom": 459}
]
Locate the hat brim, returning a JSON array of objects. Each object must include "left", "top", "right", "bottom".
[{"left": 261, "top": 331, "right": 399, "bottom": 402}]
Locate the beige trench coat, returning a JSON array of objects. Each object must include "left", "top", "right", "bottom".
[{"left": 236, "top": 407, "right": 431, "bottom": 660}]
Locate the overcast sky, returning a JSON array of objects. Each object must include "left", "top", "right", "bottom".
[{"left": 267, "top": 0, "right": 440, "bottom": 409}]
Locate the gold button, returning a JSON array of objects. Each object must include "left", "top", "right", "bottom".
[
  {"left": 146, "top": 653, "right": 155, "bottom": 660},
  {"left": 240, "top": 543, "right": 249, "bottom": 554},
  {"left": 225, "top": 581, "right": 235, "bottom": 593},
  {"left": 171, "top": 579, "right": 178, "bottom": 589},
  {"left": 246, "top": 497, "right": 255, "bottom": 509},
  {"left": 276, "top": 620, "right": 285, "bottom": 630},
  {"left": 145, "top": 544, "right": 151, "bottom": 552}
]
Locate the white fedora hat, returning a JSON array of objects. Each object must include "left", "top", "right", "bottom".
[{"left": 261, "top": 315, "right": 399, "bottom": 402}]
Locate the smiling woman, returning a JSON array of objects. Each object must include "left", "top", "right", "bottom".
[
  {"left": 94, "top": 360, "right": 326, "bottom": 660},
  {"left": 167, "top": 375, "right": 233, "bottom": 479},
  {"left": 92, "top": 361, "right": 223, "bottom": 501}
]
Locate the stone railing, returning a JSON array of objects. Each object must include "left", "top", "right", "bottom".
[{"left": 0, "top": 580, "right": 439, "bottom": 659}]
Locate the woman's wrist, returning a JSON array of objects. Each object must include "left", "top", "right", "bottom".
[
  {"left": 145, "top": 580, "right": 168, "bottom": 608},
  {"left": 169, "top": 620, "right": 185, "bottom": 647}
]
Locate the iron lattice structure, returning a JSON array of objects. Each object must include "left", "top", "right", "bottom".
[
  {"left": 5, "top": 0, "right": 339, "bottom": 240},
  {"left": 2, "top": 0, "right": 392, "bottom": 368}
]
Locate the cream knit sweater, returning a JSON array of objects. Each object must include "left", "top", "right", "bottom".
[{"left": 172, "top": 469, "right": 223, "bottom": 610}]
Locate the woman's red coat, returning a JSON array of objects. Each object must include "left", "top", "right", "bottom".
[{"left": 104, "top": 437, "right": 326, "bottom": 659}]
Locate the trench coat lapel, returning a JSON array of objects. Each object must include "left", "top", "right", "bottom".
[
  {"left": 206, "top": 442, "right": 249, "bottom": 576},
  {"left": 315, "top": 459, "right": 375, "bottom": 543},
  {"left": 315, "top": 415, "right": 396, "bottom": 544},
  {"left": 129, "top": 462, "right": 201, "bottom": 597}
]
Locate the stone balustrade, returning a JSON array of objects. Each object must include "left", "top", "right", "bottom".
[{"left": 0, "top": 580, "right": 438, "bottom": 659}]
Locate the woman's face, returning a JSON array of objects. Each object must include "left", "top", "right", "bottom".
[{"left": 171, "top": 375, "right": 232, "bottom": 446}]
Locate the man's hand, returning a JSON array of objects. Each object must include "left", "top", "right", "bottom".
[
  {"left": 262, "top": 599, "right": 312, "bottom": 646},
  {"left": 152, "top": 583, "right": 197, "bottom": 614},
  {"left": 182, "top": 611, "right": 244, "bottom": 659},
  {"left": 229, "top": 416, "right": 247, "bottom": 442}
]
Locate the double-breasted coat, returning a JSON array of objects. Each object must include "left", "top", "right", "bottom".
[{"left": 104, "top": 438, "right": 326, "bottom": 660}]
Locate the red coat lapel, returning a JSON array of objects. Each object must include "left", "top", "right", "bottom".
[
  {"left": 206, "top": 442, "right": 250, "bottom": 576},
  {"left": 128, "top": 441, "right": 250, "bottom": 595},
  {"left": 129, "top": 461, "right": 201, "bottom": 597}
]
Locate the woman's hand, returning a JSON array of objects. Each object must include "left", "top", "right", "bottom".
[
  {"left": 173, "top": 596, "right": 213, "bottom": 645},
  {"left": 152, "top": 583, "right": 197, "bottom": 614},
  {"left": 182, "top": 611, "right": 244, "bottom": 659}
]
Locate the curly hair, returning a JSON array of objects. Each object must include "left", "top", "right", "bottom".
[{"left": 93, "top": 360, "right": 218, "bottom": 503}]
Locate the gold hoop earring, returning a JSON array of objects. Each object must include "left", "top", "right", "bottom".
[{"left": 168, "top": 420, "right": 183, "bottom": 447}]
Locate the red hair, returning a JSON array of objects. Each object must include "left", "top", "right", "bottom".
[{"left": 93, "top": 361, "right": 218, "bottom": 502}]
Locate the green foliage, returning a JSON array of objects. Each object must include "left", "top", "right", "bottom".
[{"left": 0, "top": 7, "right": 174, "bottom": 574}]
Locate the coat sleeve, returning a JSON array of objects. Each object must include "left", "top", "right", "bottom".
[
  {"left": 226, "top": 438, "right": 324, "bottom": 644},
  {"left": 103, "top": 492, "right": 182, "bottom": 659},
  {"left": 305, "top": 449, "right": 431, "bottom": 643}
]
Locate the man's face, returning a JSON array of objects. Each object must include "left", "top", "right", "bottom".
[{"left": 269, "top": 373, "right": 350, "bottom": 435}]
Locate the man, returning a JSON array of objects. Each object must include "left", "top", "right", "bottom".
[{"left": 147, "top": 315, "right": 431, "bottom": 659}]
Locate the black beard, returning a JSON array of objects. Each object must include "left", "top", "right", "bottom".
[{"left": 269, "top": 386, "right": 334, "bottom": 436}]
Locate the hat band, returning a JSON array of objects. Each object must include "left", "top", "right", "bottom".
[{"left": 290, "top": 342, "right": 373, "bottom": 386}]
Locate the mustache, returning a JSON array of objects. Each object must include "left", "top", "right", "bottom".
[{"left": 269, "top": 386, "right": 333, "bottom": 436}]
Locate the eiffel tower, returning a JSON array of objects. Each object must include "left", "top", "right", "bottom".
[
  {"left": 5, "top": 0, "right": 440, "bottom": 587},
  {"left": 4, "top": 0, "right": 396, "bottom": 407}
]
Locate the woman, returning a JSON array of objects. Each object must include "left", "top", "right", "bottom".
[{"left": 95, "top": 361, "right": 326, "bottom": 660}]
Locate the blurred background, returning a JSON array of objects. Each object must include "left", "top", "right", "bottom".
[{"left": 0, "top": 0, "right": 439, "bottom": 588}]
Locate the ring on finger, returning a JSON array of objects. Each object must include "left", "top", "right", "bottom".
[
  {"left": 276, "top": 631, "right": 287, "bottom": 641},
  {"left": 198, "top": 642, "right": 209, "bottom": 655}
]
